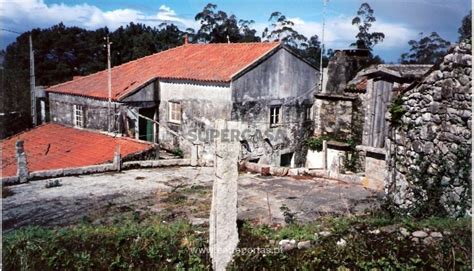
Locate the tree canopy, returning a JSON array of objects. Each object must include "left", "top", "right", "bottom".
[
  {"left": 262, "top": 12, "right": 324, "bottom": 67},
  {"left": 194, "top": 3, "right": 260, "bottom": 43},
  {"left": 262, "top": 12, "right": 308, "bottom": 48},
  {"left": 350, "top": 3, "right": 385, "bottom": 51},
  {"left": 400, "top": 32, "right": 451, "bottom": 64},
  {"left": 458, "top": 12, "right": 472, "bottom": 42}
]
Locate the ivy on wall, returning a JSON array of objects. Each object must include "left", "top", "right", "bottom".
[{"left": 388, "top": 94, "right": 406, "bottom": 127}]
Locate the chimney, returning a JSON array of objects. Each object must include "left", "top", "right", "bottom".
[
  {"left": 184, "top": 35, "right": 189, "bottom": 45},
  {"left": 324, "top": 49, "right": 369, "bottom": 94}
]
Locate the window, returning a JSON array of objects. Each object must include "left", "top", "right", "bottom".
[
  {"left": 168, "top": 101, "right": 182, "bottom": 124},
  {"left": 73, "top": 105, "right": 84, "bottom": 128},
  {"left": 305, "top": 105, "right": 313, "bottom": 121},
  {"left": 270, "top": 105, "right": 281, "bottom": 127}
]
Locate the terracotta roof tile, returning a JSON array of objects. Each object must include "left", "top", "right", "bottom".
[
  {"left": 1, "top": 124, "right": 153, "bottom": 178},
  {"left": 47, "top": 42, "right": 281, "bottom": 100}
]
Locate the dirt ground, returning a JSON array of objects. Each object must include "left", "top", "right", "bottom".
[{"left": 2, "top": 167, "right": 381, "bottom": 231}]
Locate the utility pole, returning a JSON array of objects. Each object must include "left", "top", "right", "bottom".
[
  {"left": 105, "top": 36, "right": 112, "bottom": 132},
  {"left": 319, "top": 0, "right": 328, "bottom": 92},
  {"left": 29, "top": 34, "right": 37, "bottom": 126}
]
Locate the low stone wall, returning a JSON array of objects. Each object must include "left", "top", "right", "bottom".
[
  {"left": 240, "top": 161, "right": 365, "bottom": 186},
  {"left": 385, "top": 42, "right": 472, "bottom": 217},
  {"left": 2, "top": 159, "right": 191, "bottom": 185},
  {"left": 122, "top": 159, "right": 191, "bottom": 169}
]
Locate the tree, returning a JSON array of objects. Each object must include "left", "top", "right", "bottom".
[
  {"left": 458, "top": 12, "right": 472, "bottom": 42},
  {"left": 262, "top": 11, "right": 324, "bottom": 67},
  {"left": 400, "top": 32, "right": 451, "bottom": 64},
  {"left": 299, "top": 35, "right": 321, "bottom": 67},
  {"left": 194, "top": 3, "right": 260, "bottom": 43},
  {"left": 239, "top": 19, "right": 260, "bottom": 42},
  {"left": 262, "top": 12, "right": 308, "bottom": 50},
  {"left": 0, "top": 57, "right": 31, "bottom": 138},
  {"left": 111, "top": 23, "right": 184, "bottom": 65},
  {"left": 351, "top": 3, "right": 385, "bottom": 50}
]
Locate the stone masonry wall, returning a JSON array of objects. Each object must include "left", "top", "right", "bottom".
[
  {"left": 385, "top": 42, "right": 472, "bottom": 217},
  {"left": 315, "top": 97, "right": 353, "bottom": 139}
]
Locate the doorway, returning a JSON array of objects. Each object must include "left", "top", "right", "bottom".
[
  {"left": 138, "top": 107, "right": 156, "bottom": 142},
  {"left": 280, "top": 152, "right": 294, "bottom": 167}
]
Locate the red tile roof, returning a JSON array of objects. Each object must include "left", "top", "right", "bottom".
[
  {"left": 355, "top": 78, "right": 368, "bottom": 91},
  {"left": 1, "top": 124, "right": 153, "bottom": 178},
  {"left": 345, "top": 78, "right": 368, "bottom": 92},
  {"left": 47, "top": 42, "right": 281, "bottom": 100}
]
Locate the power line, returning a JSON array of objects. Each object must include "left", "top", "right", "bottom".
[{"left": 0, "top": 28, "right": 22, "bottom": 34}]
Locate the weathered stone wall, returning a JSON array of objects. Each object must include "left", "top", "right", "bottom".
[
  {"left": 48, "top": 92, "right": 156, "bottom": 141},
  {"left": 48, "top": 92, "right": 120, "bottom": 131},
  {"left": 232, "top": 48, "right": 318, "bottom": 167},
  {"left": 385, "top": 42, "right": 472, "bottom": 217},
  {"left": 158, "top": 80, "right": 233, "bottom": 164},
  {"left": 313, "top": 96, "right": 354, "bottom": 140}
]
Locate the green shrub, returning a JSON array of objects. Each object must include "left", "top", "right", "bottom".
[
  {"left": 3, "top": 220, "right": 209, "bottom": 270},
  {"left": 3, "top": 215, "right": 471, "bottom": 270},
  {"left": 173, "top": 147, "right": 184, "bottom": 158},
  {"left": 306, "top": 135, "right": 331, "bottom": 152},
  {"left": 343, "top": 137, "right": 361, "bottom": 173},
  {"left": 389, "top": 95, "right": 406, "bottom": 127}
]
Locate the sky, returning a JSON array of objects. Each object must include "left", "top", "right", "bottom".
[{"left": 0, "top": 0, "right": 471, "bottom": 62}]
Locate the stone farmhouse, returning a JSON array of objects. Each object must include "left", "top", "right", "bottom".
[{"left": 38, "top": 41, "right": 319, "bottom": 167}]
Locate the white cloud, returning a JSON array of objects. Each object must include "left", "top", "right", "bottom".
[
  {"left": 154, "top": 4, "right": 197, "bottom": 28},
  {"left": 0, "top": 0, "right": 197, "bottom": 33},
  {"left": 288, "top": 16, "right": 417, "bottom": 50}
]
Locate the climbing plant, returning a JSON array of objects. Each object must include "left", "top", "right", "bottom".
[
  {"left": 388, "top": 94, "right": 406, "bottom": 127},
  {"left": 305, "top": 135, "right": 331, "bottom": 152},
  {"left": 343, "top": 137, "right": 361, "bottom": 173}
]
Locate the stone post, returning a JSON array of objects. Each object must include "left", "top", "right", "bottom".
[
  {"left": 209, "top": 120, "right": 240, "bottom": 271},
  {"left": 191, "top": 144, "right": 198, "bottom": 166},
  {"left": 15, "top": 140, "right": 29, "bottom": 183},
  {"left": 113, "top": 145, "right": 121, "bottom": 171},
  {"left": 322, "top": 140, "right": 328, "bottom": 170}
]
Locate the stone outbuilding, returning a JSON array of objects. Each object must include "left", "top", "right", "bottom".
[{"left": 308, "top": 50, "right": 434, "bottom": 191}]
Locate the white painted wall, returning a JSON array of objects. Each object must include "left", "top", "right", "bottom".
[
  {"left": 327, "top": 148, "right": 345, "bottom": 178},
  {"left": 306, "top": 150, "right": 325, "bottom": 169}
]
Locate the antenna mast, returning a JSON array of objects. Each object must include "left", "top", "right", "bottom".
[
  {"left": 29, "top": 34, "right": 36, "bottom": 126},
  {"left": 106, "top": 36, "right": 112, "bottom": 132},
  {"left": 319, "top": 0, "right": 328, "bottom": 92}
]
